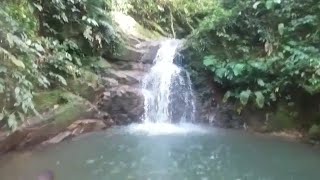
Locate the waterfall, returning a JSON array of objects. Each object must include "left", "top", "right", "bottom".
[{"left": 141, "top": 39, "right": 196, "bottom": 123}]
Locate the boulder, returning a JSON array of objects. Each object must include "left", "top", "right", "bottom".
[
  {"left": 105, "top": 69, "right": 145, "bottom": 86},
  {"left": 98, "top": 85, "right": 144, "bottom": 125},
  {"left": 102, "top": 77, "right": 119, "bottom": 88},
  {"left": 66, "top": 71, "right": 103, "bottom": 102},
  {"left": 136, "top": 41, "right": 161, "bottom": 64},
  {"left": 111, "top": 45, "right": 144, "bottom": 62},
  {"left": 111, "top": 12, "right": 163, "bottom": 42},
  {"left": 108, "top": 12, "right": 163, "bottom": 63},
  {"left": 107, "top": 41, "right": 161, "bottom": 64}
]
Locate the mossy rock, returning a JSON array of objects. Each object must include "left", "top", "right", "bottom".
[
  {"left": 111, "top": 12, "right": 163, "bottom": 41},
  {"left": 267, "top": 103, "right": 297, "bottom": 131},
  {"left": 83, "top": 57, "right": 112, "bottom": 71},
  {"left": 33, "top": 90, "right": 69, "bottom": 113},
  {"left": 95, "top": 58, "right": 112, "bottom": 69},
  {"left": 50, "top": 94, "right": 94, "bottom": 128},
  {"left": 37, "top": 92, "right": 95, "bottom": 133},
  {"left": 33, "top": 91, "right": 93, "bottom": 123},
  {"left": 67, "top": 70, "right": 103, "bottom": 101},
  {"left": 308, "top": 124, "right": 320, "bottom": 140}
]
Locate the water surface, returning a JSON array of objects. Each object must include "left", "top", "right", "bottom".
[{"left": 0, "top": 124, "right": 320, "bottom": 180}]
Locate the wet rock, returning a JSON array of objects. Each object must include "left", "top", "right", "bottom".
[
  {"left": 67, "top": 119, "right": 107, "bottom": 135},
  {"left": 137, "top": 41, "right": 161, "bottom": 64},
  {"left": 102, "top": 77, "right": 119, "bottom": 88},
  {"left": 98, "top": 85, "right": 144, "bottom": 125},
  {"left": 105, "top": 70, "right": 144, "bottom": 86},
  {"left": 113, "top": 61, "right": 151, "bottom": 72},
  {"left": 210, "top": 105, "right": 243, "bottom": 129},
  {"left": 110, "top": 45, "right": 145, "bottom": 62},
  {"left": 107, "top": 41, "right": 161, "bottom": 64},
  {"left": 197, "top": 91, "right": 243, "bottom": 129},
  {"left": 43, "top": 131, "right": 72, "bottom": 145},
  {"left": 43, "top": 119, "right": 107, "bottom": 145}
]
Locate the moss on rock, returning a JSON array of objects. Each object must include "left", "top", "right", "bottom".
[
  {"left": 33, "top": 90, "right": 68, "bottom": 113},
  {"left": 111, "top": 12, "right": 163, "bottom": 41},
  {"left": 308, "top": 124, "right": 320, "bottom": 140},
  {"left": 50, "top": 94, "right": 93, "bottom": 127},
  {"left": 267, "top": 103, "right": 297, "bottom": 131},
  {"left": 67, "top": 70, "right": 103, "bottom": 101}
]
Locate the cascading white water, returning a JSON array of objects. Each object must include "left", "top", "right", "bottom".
[{"left": 141, "top": 39, "right": 196, "bottom": 124}]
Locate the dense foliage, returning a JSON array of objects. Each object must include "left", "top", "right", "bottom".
[
  {"left": 0, "top": 0, "right": 120, "bottom": 130},
  {"left": 190, "top": 0, "right": 320, "bottom": 109},
  {"left": 127, "top": 0, "right": 217, "bottom": 37}
]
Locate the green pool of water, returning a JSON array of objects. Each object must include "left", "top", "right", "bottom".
[{"left": 0, "top": 123, "right": 320, "bottom": 180}]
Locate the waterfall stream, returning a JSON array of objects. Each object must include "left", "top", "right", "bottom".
[{"left": 141, "top": 39, "right": 195, "bottom": 124}]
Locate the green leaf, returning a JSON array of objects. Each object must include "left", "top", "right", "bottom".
[
  {"left": 11, "top": 58, "right": 25, "bottom": 69},
  {"left": 83, "top": 26, "right": 93, "bottom": 42},
  {"left": 203, "top": 57, "right": 215, "bottom": 66},
  {"left": 255, "top": 91, "right": 265, "bottom": 108},
  {"left": 253, "top": 1, "right": 261, "bottom": 9},
  {"left": 274, "top": 0, "right": 281, "bottom": 4},
  {"left": 0, "top": 47, "right": 25, "bottom": 68},
  {"left": 265, "top": 0, "right": 273, "bottom": 9},
  {"left": 14, "top": 87, "right": 21, "bottom": 96},
  {"left": 233, "top": 64, "right": 245, "bottom": 76},
  {"left": 7, "top": 114, "right": 18, "bottom": 130},
  {"left": 223, "top": 91, "right": 231, "bottom": 103},
  {"left": 34, "top": 44, "right": 45, "bottom": 52},
  {"left": 33, "top": 3, "right": 43, "bottom": 11},
  {"left": 216, "top": 68, "right": 227, "bottom": 78},
  {"left": 270, "top": 93, "right": 277, "bottom": 101},
  {"left": 257, "top": 79, "right": 265, "bottom": 87},
  {"left": 56, "top": 75, "right": 67, "bottom": 86},
  {"left": 61, "top": 12, "right": 68, "bottom": 22},
  {"left": 278, "top": 23, "right": 284, "bottom": 36},
  {"left": 240, "top": 90, "right": 251, "bottom": 105}
]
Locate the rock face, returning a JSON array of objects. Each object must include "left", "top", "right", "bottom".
[
  {"left": 95, "top": 13, "right": 163, "bottom": 126},
  {"left": 98, "top": 86, "right": 144, "bottom": 125},
  {"left": 98, "top": 40, "right": 162, "bottom": 125},
  {"left": 195, "top": 83, "right": 244, "bottom": 129}
]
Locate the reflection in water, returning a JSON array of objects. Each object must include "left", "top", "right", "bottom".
[{"left": 0, "top": 126, "right": 320, "bottom": 180}]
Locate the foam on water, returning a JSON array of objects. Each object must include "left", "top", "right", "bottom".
[{"left": 126, "top": 123, "right": 207, "bottom": 136}]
